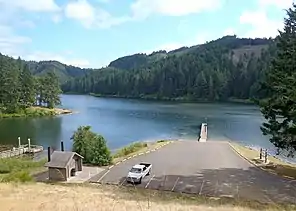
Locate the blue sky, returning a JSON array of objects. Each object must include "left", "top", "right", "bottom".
[{"left": 0, "top": 0, "right": 294, "bottom": 68}]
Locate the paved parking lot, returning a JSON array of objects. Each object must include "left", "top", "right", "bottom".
[{"left": 90, "top": 140, "right": 296, "bottom": 204}]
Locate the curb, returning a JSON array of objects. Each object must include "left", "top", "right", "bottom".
[
  {"left": 108, "top": 141, "right": 174, "bottom": 170},
  {"left": 228, "top": 142, "right": 296, "bottom": 182}
]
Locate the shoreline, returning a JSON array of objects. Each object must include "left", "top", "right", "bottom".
[
  {"left": 89, "top": 93, "right": 254, "bottom": 104},
  {"left": 0, "top": 106, "right": 74, "bottom": 119},
  {"left": 63, "top": 92, "right": 254, "bottom": 105},
  {"left": 230, "top": 141, "right": 296, "bottom": 180}
]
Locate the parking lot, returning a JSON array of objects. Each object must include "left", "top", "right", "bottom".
[{"left": 90, "top": 140, "right": 296, "bottom": 204}]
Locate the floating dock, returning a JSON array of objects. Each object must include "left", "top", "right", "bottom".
[
  {"left": 199, "top": 123, "right": 208, "bottom": 142},
  {"left": 0, "top": 137, "right": 43, "bottom": 158}
]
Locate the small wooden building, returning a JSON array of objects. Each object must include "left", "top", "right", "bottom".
[{"left": 44, "top": 151, "right": 84, "bottom": 181}]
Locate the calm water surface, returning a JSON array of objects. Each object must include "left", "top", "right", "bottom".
[{"left": 0, "top": 95, "right": 272, "bottom": 153}]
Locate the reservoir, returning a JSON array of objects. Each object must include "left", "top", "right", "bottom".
[{"left": 0, "top": 95, "right": 272, "bottom": 152}]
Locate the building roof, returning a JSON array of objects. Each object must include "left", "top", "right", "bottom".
[{"left": 44, "top": 151, "right": 84, "bottom": 168}]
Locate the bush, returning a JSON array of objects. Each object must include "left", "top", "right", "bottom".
[
  {"left": 72, "top": 126, "right": 112, "bottom": 166},
  {"left": 0, "top": 164, "right": 10, "bottom": 174},
  {"left": 157, "top": 140, "right": 166, "bottom": 143},
  {"left": 0, "top": 158, "right": 45, "bottom": 174},
  {"left": 1, "top": 171, "right": 33, "bottom": 182},
  {"left": 113, "top": 142, "right": 148, "bottom": 158}
]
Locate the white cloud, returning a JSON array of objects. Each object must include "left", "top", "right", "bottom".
[
  {"left": 65, "top": 0, "right": 96, "bottom": 28},
  {"left": 0, "top": 0, "right": 60, "bottom": 12},
  {"left": 258, "top": 0, "right": 294, "bottom": 9},
  {"left": 131, "top": 0, "right": 222, "bottom": 19},
  {"left": 24, "top": 51, "right": 91, "bottom": 68},
  {"left": 65, "top": 0, "right": 130, "bottom": 28},
  {"left": 239, "top": 10, "right": 283, "bottom": 38},
  {"left": 0, "top": 25, "right": 32, "bottom": 57}
]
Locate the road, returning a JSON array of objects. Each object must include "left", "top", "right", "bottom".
[{"left": 90, "top": 140, "right": 296, "bottom": 204}]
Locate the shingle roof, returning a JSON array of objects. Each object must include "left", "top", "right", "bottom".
[{"left": 44, "top": 151, "right": 83, "bottom": 168}]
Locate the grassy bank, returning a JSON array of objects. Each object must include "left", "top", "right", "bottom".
[
  {"left": 0, "top": 106, "right": 72, "bottom": 118},
  {"left": 0, "top": 157, "right": 46, "bottom": 182},
  {"left": 112, "top": 140, "right": 171, "bottom": 164},
  {"left": 230, "top": 142, "right": 296, "bottom": 180},
  {"left": 0, "top": 183, "right": 294, "bottom": 211}
]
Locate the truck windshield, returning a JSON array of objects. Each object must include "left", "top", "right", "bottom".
[{"left": 130, "top": 168, "right": 142, "bottom": 173}]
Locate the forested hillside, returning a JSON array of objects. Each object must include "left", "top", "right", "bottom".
[
  {"left": 0, "top": 54, "right": 90, "bottom": 83},
  {"left": 0, "top": 56, "right": 61, "bottom": 114},
  {"left": 62, "top": 36, "right": 276, "bottom": 101}
]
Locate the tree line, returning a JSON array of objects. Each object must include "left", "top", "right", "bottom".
[
  {"left": 62, "top": 37, "right": 275, "bottom": 102},
  {"left": 0, "top": 55, "right": 61, "bottom": 114}
]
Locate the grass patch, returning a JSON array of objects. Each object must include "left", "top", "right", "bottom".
[
  {"left": 156, "top": 140, "right": 167, "bottom": 143},
  {"left": 0, "top": 182, "right": 294, "bottom": 211},
  {"left": 0, "top": 106, "right": 72, "bottom": 118},
  {"left": 112, "top": 140, "right": 171, "bottom": 164},
  {"left": 0, "top": 157, "right": 46, "bottom": 182},
  {"left": 113, "top": 142, "right": 148, "bottom": 158},
  {"left": 230, "top": 142, "right": 296, "bottom": 179}
]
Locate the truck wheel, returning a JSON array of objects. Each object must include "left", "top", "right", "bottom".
[{"left": 139, "top": 177, "right": 142, "bottom": 184}]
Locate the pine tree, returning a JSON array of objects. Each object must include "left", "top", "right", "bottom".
[
  {"left": 258, "top": 4, "right": 296, "bottom": 157},
  {"left": 19, "top": 64, "right": 36, "bottom": 108},
  {"left": 42, "top": 71, "right": 62, "bottom": 108}
]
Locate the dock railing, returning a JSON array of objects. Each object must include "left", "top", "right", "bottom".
[{"left": 0, "top": 137, "right": 43, "bottom": 158}]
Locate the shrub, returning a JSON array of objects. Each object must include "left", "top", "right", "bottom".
[
  {"left": 0, "top": 157, "right": 45, "bottom": 174},
  {"left": 0, "top": 163, "right": 10, "bottom": 174},
  {"left": 1, "top": 171, "right": 33, "bottom": 182},
  {"left": 113, "top": 142, "right": 148, "bottom": 158},
  {"left": 72, "top": 126, "right": 112, "bottom": 166}
]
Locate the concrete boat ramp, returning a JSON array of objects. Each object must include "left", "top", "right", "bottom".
[{"left": 89, "top": 123, "right": 296, "bottom": 204}]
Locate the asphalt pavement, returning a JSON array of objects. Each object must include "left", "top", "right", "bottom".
[{"left": 90, "top": 140, "right": 296, "bottom": 204}]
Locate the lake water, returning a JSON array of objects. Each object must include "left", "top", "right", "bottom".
[{"left": 0, "top": 94, "right": 273, "bottom": 152}]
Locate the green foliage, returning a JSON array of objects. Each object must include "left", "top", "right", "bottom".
[
  {"left": 258, "top": 4, "right": 296, "bottom": 157},
  {"left": 62, "top": 36, "right": 275, "bottom": 101},
  {"left": 0, "top": 157, "right": 45, "bottom": 182},
  {"left": 1, "top": 171, "right": 33, "bottom": 182},
  {"left": 27, "top": 60, "right": 90, "bottom": 83},
  {"left": 0, "top": 164, "right": 10, "bottom": 174},
  {"left": 71, "top": 126, "right": 112, "bottom": 166},
  {"left": 113, "top": 142, "right": 148, "bottom": 158},
  {"left": 0, "top": 55, "right": 62, "bottom": 116}
]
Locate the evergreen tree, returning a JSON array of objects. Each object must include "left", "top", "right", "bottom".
[
  {"left": 0, "top": 55, "right": 62, "bottom": 114},
  {"left": 19, "top": 64, "right": 36, "bottom": 108},
  {"left": 62, "top": 36, "right": 274, "bottom": 102},
  {"left": 41, "top": 71, "right": 62, "bottom": 108},
  {"left": 258, "top": 4, "right": 296, "bottom": 157}
]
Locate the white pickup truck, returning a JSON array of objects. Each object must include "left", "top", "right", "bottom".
[{"left": 127, "top": 162, "right": 152, "bottom": 184}]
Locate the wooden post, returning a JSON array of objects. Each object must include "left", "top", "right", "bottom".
[
  {"left": 18, "top": 137, "right": 21, "bottom": 148},
  {"left": 264, "top": 149, "right": 268, "bottom": 163},
  {"left": 28, "top": 138, "right": 31, "bottom": 151}
]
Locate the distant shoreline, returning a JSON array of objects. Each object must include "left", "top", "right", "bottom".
[{"left": 63, "top": 92, "right": 254, "bottom": 105}]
